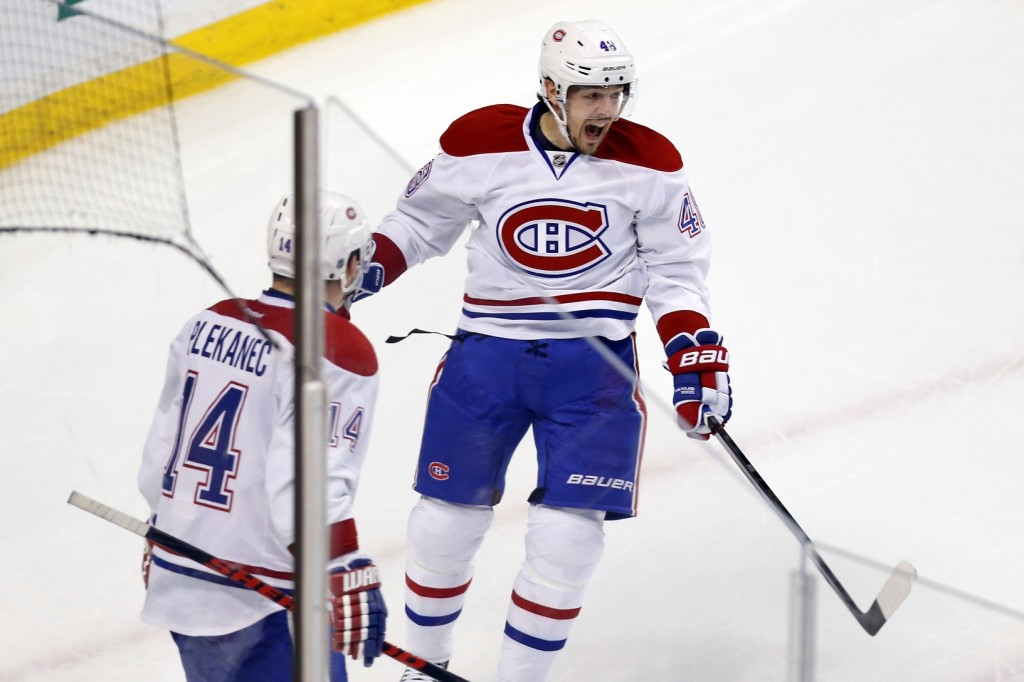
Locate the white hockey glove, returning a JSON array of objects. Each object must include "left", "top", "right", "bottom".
[
  {"left": 666, "top": 328, "right": 732, "bottom": 440},
  {"left": 328, "top": 552, "right": 388, "bottom": 667}
]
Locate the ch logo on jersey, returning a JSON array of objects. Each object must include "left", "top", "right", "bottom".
[
  {"left": 496, "top": 199, "right": 611, "bottom": 278},
  {"left": 428, "top": 461, "right": 450, "bottom": 480}
]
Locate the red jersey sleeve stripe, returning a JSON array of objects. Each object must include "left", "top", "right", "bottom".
[
  {"left": 656, "top": 310, "right": 711, "bottom": 350},
  {"left": 371, "top": 233, "right": 408, "bottom": 286}
]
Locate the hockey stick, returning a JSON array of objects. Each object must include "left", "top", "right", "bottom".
[
  {"left": 67, "top": 491, "right": 470, "bottom": 682},
  {"left": 705, "top": 417, "right": 916, "bottom": 635}
]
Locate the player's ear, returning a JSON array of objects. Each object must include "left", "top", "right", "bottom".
[{"left": 543, "top": 78, "right": 558, "bottom": 103}]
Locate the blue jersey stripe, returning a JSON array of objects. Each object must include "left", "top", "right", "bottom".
[{"left": 461, "top": 308, "right": 638, "bottom": 321}]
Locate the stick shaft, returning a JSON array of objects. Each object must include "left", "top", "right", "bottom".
[
  {"left": 67, "top": 491, "right": 469, "bottom": 681},
  {"left": 705, "top": 419, "right": 914, "bottom": 635}
]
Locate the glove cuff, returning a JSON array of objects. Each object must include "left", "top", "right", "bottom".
[{"left": 328, "top": 553, "right": 382, "bottom": 594}]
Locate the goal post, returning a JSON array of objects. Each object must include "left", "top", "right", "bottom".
[{"left": 293, "top": 104, "right": 330, "bottom": 682}]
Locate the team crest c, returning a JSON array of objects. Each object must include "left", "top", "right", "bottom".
[
  {"left": 428, "top": 461, "right": 450, "bottom": 480},
  {"left": 496, "top": 199, "right": 611, "bottom": 278}
]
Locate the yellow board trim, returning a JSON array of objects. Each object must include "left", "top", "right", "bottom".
[{"left": 0, "top": 0, "right": 431, "bottom": 170}]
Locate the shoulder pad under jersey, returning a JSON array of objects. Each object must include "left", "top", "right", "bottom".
[
  {"left": 594, "top": 118, "right": 683, "bottom": 172},
  {"left": 440, "top": 104, "right": 530, "bottom": 157}
]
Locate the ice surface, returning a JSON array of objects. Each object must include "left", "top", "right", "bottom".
[{"left": 3, "top": 0, "right": 1024, "bottom": 680}]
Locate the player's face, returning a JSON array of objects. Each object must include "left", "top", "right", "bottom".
[
  {"left": 344, "top": 251, "right": 361, "bottom": 290},
  {"left": 563, "top": 85, "right": 627, "bottom": 154},
  {"left": 335, "top": 251, "right": 364, "bottom": 308}
]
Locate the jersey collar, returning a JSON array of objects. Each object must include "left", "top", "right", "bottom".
[
  {"left": 260, "top": 288, "right": 336, "bottom": 314},
  {"left": 527, "top": 102, "right": 580, "bottom": 180}
]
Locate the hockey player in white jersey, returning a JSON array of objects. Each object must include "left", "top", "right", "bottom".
[
  {"left": 138, "top": 192, "right": 387, "bottom": 681},
  {"left": 356, "top": 19, "right": 732, "bottom": 682}
]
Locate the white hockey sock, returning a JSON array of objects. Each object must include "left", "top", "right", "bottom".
[
  {"left": 497, "top": 504, "right": 605, "bottom": 682},
  {"left": 404, "top": 496, "right": 493, "bottom": 663}
]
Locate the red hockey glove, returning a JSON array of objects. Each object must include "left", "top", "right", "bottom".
[
  {"left": 328, "top": 553, "right": 388, "bottom": 667},
  {"left": 666, "top": 329, "right": 732, "bottom": 440}
]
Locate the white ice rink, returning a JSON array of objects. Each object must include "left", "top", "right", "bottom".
[{"left": 3, "top": 0, "right": 1024, "bottom": 680}]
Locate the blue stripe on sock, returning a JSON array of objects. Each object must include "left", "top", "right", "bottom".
[
  {"left": 406, "top": 605, "right": 462, "bottom": 627},
  {"left": 503, "top": 622, "right": 567, "bottom": 652}
]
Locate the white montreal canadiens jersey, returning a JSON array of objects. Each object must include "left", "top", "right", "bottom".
[
  {"left": 137, "top": 290, "right": 378, "bottom": 636},
  {"left": 376, "top": 103, "right": 713, "bottom": 340}
]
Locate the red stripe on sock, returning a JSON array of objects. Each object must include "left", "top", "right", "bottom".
[
  {"left": 510, "top": 590, "right": 581, "bottom": 620},
  {"left": 406, "top": 573, "right": 472, "bottom": 598}
]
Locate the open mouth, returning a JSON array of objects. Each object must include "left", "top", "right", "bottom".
[{"left": 584, "top": 123, "right": 607, "bottom": 141}]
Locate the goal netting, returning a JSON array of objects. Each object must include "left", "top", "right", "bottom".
[{"left": 1, "top": 0, "right": 198, "bottom": 253}]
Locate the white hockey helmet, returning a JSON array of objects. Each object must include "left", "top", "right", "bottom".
[
  {"left": 266, "top": 191, "right": 372, "bottom": 293},
  {"left": 537, "top": 20, "right": 638, "bottom": 121}
]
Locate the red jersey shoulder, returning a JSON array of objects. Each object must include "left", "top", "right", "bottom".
[
  {"left": 208, "top": 299, "right": 291, "bottom": 339},
  {"left": 325, "top": 314, "right": 378, "bottom": 377},
  {"left": 440, "top": 104, "right": 530, "bottom": 157},
  {"left": 594, "top": 118, "right": 683, "bottom": 172},
  {"left": 208, "top": 298, "right": 249, "bottom": 318},
  {"left": 208, "top": 299, "right": 266, "bottom": 327},
  {"left": 206, "top": 298, "right": 376, "bottom": 377}
]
